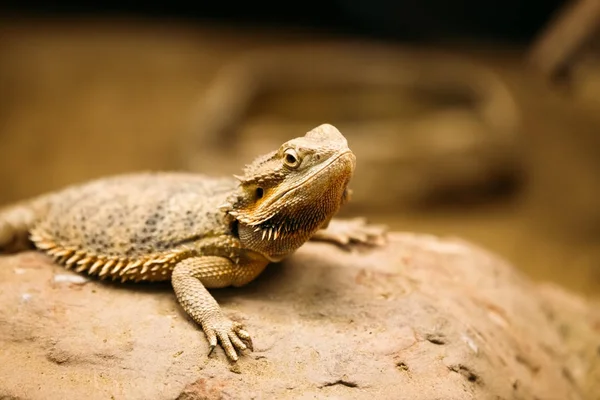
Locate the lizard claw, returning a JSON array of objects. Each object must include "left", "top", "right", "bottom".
[{"left": 204, "top": 315, "right": 252, "bottom": 362}]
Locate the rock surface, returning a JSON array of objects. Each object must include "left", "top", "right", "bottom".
[{"left": 0, "top": 233, "right": 598, "bottom": 400}]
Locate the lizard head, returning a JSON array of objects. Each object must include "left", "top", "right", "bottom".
[{"left": 221, "top": 123, "right": 356, "bottom": 261}]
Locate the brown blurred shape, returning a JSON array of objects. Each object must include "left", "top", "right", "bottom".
[{"left": 529, "top": 0, "right": 600, "bottom": 84}]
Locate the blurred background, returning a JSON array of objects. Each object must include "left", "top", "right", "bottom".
[{"left": 1, "top": 1, "right": 600, "bottom": 297}]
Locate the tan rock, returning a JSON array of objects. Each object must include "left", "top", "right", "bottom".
[{"left": 0, "top": 233, "right": 598, "bottom": 399}]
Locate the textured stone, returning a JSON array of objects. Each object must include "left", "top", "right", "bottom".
[{"left": 0, "top": 233, "right": 598, "bottom": 399}]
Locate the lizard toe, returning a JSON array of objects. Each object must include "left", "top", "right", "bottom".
[
  {"left": 203, "top": 316, "right": 252, "bottom": 362},
  {"left": 228, "top": 332, "right": 248, "bottom": 352},
  {"left": 205, "top": 329, "right": 219, "bottom": 357},
  {"left": 235, "top": 328, "right": 253, "bottom": 351}
]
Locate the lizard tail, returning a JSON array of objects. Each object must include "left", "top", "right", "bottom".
[{"left": 0, "top": 195, "right": 50, "bottom": 253}]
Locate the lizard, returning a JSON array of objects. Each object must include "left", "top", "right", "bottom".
[{"left": 0, "top": 123, "right": 386, "bottom": 362}]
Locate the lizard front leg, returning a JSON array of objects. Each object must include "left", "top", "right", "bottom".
[
  {"left": 311, "top": 217, "right": 387, "bottom": 247},
  {"left": 171, "top": 255, "right": 267, "bottom": 361}
]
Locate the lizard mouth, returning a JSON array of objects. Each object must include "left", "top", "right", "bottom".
[{"left": 255, "top": 150, "right": 355, "bottom": 221}]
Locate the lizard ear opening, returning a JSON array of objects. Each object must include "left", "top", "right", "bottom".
[{"left": 255, "top": 187, "right": 264, "bottom": 199}]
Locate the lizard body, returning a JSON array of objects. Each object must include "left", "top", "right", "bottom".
[{"left": 0, "top": 124, "right": 384, "bottom": 361}]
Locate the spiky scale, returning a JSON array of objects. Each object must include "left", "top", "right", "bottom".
[
  {"left": 120, "top": 260, "right": 140, "bottom": 276},
  {"left": 75, "top": 263, "right": 88, "bottom": 273},
  {"left": 99, "top": 261, "right": 114, "bottom": 277},
  {"left": 55, "top": 249, "right": 74, "bottom": 258},
  {"left": 37, "top": 240, "right": 55, "bottom": 250},
  {"left": 65, "top": 254, "right": 80, "bottom": 266},
  {"left": 77, "top": 257, "right": 92, "bottom": 266},
  {"left": 104, "top": 259, "right": 116, "bottom": 270},
  {"left": 150, "top": 265, "right": 161, "bottom": 272},
  {"left": 111, "top": 260, "right": 125, "bottom": 274},
  {"left": 89, "top": 259, "right": 104, "bottom": 274}
]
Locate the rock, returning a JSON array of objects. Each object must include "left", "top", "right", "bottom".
[{"left": 0, "top": 233, "right": 598, "bottom": 400}]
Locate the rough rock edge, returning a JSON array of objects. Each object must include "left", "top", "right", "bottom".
[{"left": 0, "top": 232, "right": 598, "bottom": 400}]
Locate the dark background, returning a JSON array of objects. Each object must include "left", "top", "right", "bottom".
[{"left": 1, "top": 0, "right": 566, "bottom": 42}]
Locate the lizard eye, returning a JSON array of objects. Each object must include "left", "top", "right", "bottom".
[{"left": 283, "top": 148, "right": 301, "bottom": 168}]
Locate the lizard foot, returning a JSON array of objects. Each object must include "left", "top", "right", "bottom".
[
  {"left": 171, "top": 256, "right": 259, "bottom": 363},
  {"left": 204, "top": 314, "right": 253, "bottom": 362},
  {"left": 312, "top": 217, "right": 388, "bottom": 247}
]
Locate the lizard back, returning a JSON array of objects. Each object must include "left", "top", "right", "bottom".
[{"left": 30, "top": 172, "right": 238, "bottom": 282}]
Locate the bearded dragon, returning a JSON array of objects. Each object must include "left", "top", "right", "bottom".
[{"left": 0, "top": 124, "right": 385, "bottom": 362}]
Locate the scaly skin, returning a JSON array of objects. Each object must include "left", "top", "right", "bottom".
[{"left": 0, "top": 124, "right": 386, "bottom": 362}]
